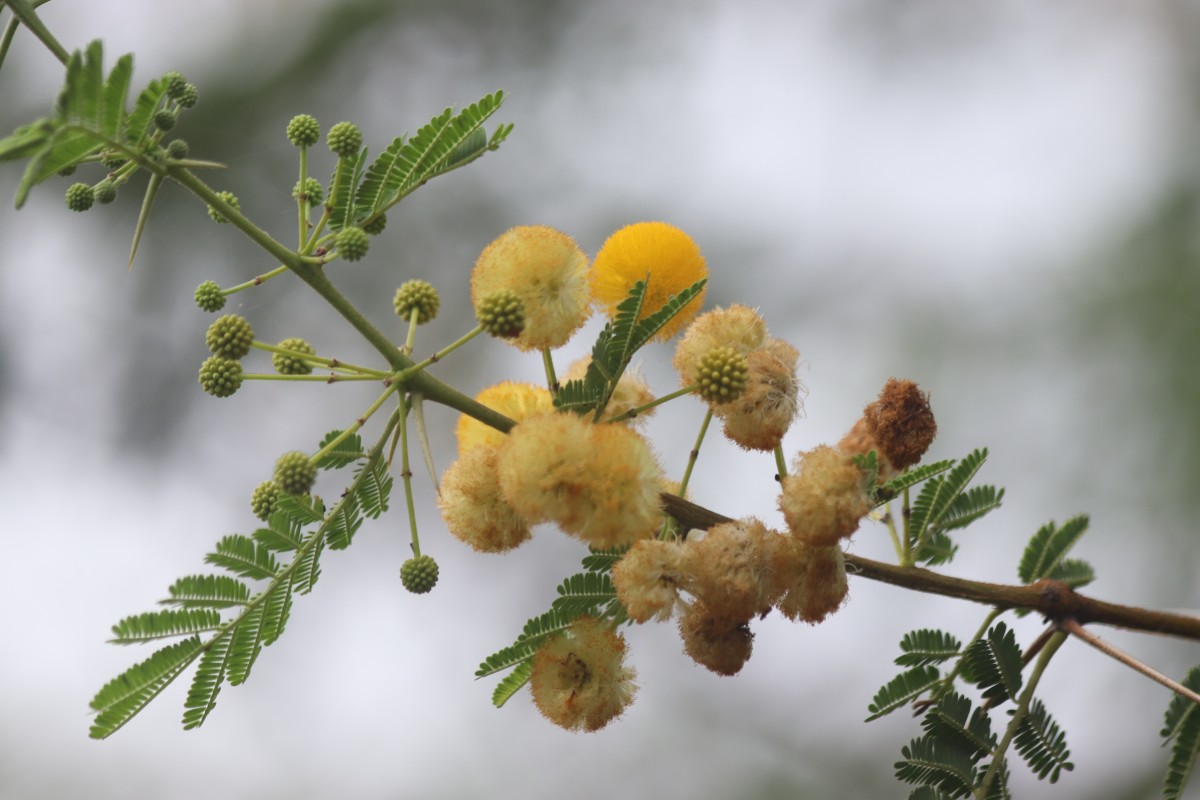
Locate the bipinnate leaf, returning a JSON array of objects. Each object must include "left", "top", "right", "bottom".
[
  {"left": 897, "top": 629, "right": 962, "bottom": 667},
  {"left": 550, "top": 571, "right": 619, "bottom": 617},
  {"left": 327, "top": 146, "right": 367, "bottom": 231},
  {"left": 315, "top": 430, "right": 365, "bottom": 469},
  {"left": 907, "top": 449, "right": 988, "bottom": 551},
  {"left": 160, "top": 575, "right": 250, "bottom": 609},
  {"left": 476, "top": 607, "right": 578, "bottom": 679},
  {"left": 581, "top": 545, "right": 628, "bottom": 573},
  {"left": 225, "top": 605, "right": 266, "bottom": 686},
  {"left": 867, "top": 666, "right": 941, "bottom": 721},
  {"left": 89, "top": 637, "right": 203, "bottom": 739},
  {"left": 109, "top": 608, "right": 222, "bottom": 644},
  {"left": 628, "top": 278, "right": 707, "bottom": 351},
  {"left": 181, "top": 633, "right": 234, "bottom": 730},
  {"left": 964, "top": 622, "right": 1023, "bottom": 705},
  {"left": 876, "top": 459, "right": 956, "bottom": 505},
  {"left": 353, "top": 455, "right": 392, "bottom": 520},
  {"left": 894, "top": 736, "right": 977, "bottom": 799},
  {"left": 1161, "top": 666, "right": 1200, "bottom": 800},
  {"left": 205, "top": 534, "right": 280, "bottom": 581},
  {"left": 1017, "top": 515, "right": 1089, "bottom": 584},
  {"left": 491, "top": 659, "right": 534, "bottom": 709},
  {"left": 1011, "top": 698, "right": 1073, "bottom": 783},
  {"left": 922, "top": 692, "right": 996, "bottom": 763},
  {"left": 937, "top": 485, "right": 1004, "bottom": 533}
]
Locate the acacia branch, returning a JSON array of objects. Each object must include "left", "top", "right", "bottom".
[{"left": 659, "top": 493, "right": 1200, "bottom": 642}]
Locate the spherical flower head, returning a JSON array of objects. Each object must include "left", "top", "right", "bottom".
[
  {"left": 205, "top": 314, "right": 254, "bottom": 359},
  {"left": 153, "top": 108, "right": 177, "bottom": 132},
  {"left": 612, "top": 539, "right": 685, "bottom": 622},
  {"left": 678, "top": 600, "right": 754, "bottom": 676},
  {"left": 362, "top": 213, "right": 387, "bottom": 235},
  {"left": 65, "top": 182, "right": 94, "bottom": 212},
  {"left": 286, "top": 114, "right": 320, "bottom": 147},
  {"left": 176, "top": 84, "right": 199, "bottom": 109},
  {"left": 326, "top": 121, "right": 363, "bottom": 158},
  {"left": 194, "top": 280, "right": 226, "bottom": 313},
  {"left": 273, "top": 337, "right": 316, "bottom": 375},
  {"left": 292, "top": 177, "right": 324, "bottom": 205},
  {"left": 496, "top": 413, "right": 664, "bottom": 549},
  {"left": 273, "top": 450, "right": 317, "bottom": 496},
  {"left": 393, "top": 279, "right": 440, "bottom": 324},
  {"left": 475, "top": 290, "right": 526, "bottom": 339},
  {"left": 93, "top": 181, "right": 118, "bottom": 205},
  {"left": 673, "top": 304, "right": 768, "bottom": 389},
  {"left": 251, "top": 480, "right": 280, "bottom": 521},
  {"left": 207, "top": 190, "right": 239, "bottom": 224},
  {"left": 400, "top": 554, "right": 439, "bottom": 594},
  {"left": 681, "top": 518, "right": 785, "bottom": 620},
  {"left": 695, "top": 346, "right": 749, "bottom": 405},
  {"left": 773, "top": 540, "right": 848, "bottom": 624},
  {"left": 530, "top": 616, "right": 636, "bottom": 732},
  {"left": 591, "top": 221, "right": 708, "bottom": 341},
  {"left": 862, "top": 378, "right": 937, "bottom": 472},
  {"left": 471, "top": 225, "right": 592, "bottom": 351},
  {"left": 563, "top": 356, "right": 655, "bottom": 425},
  {"left": 456, "top": 382, "right": 554, "bottom": 456},
  {"left": 165, "top": 139, "right": 190, "bottom": 160},
  {"left": 716, "top": 338, "right": 804, "bottom": 451},
  {"left": 779, "top": 445, "right": 872, "bottom": 547},
  {"left": 438, "top": 445, "right": 532, "bottom": 553},
  {"left": 335, "top": 226, "right": 369, "bottom": 262},
  {"left": 163, "top": 71, "right": 188, "bottom": 100},
  {"left": 198, "top": 356, "right": 243, "bottom": 398}
]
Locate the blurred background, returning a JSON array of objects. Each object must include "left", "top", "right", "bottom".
[{"left": 1, "top": 1, "right": 1198, "bottom": 798}]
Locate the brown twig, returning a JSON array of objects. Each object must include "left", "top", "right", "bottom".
[{"left": 1058, "top": 618, "right": 1200, "bottom": 705}]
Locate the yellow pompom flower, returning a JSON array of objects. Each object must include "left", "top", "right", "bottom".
[
  {"left": 715, "top": 338, "right": 804, "bottom": 451},
  {"left": 591, "top": 221, "right": 708, "bottom": 341},
  {"left": 497, "top": 413, "right": 664, "bottom": 549},
  {"left": 471, "top": 225, "right": 592, "bottom": 351},
  {"left": 672, "top": 304, "right": 768, "bottom": 390},
  {"left": 778, "top": 445, "right": 872, "bottom": 547},
  {"left": 611, "top": 539, "right": 685, "bottom": 623},
  {"left": 530, "top": 616, "right": 637, "bottom": 732},
  {"left": 456, "top": 381, "right": 554, "bottom": 456},
  {"left": 438, "top": 445, "right": 532, "bottom": 553}
]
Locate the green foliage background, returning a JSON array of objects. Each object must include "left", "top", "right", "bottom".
[{"left": 0, "top": 2, "right": 1198, "bottom": 798}]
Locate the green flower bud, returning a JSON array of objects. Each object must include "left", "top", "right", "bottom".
[
  {"left": 273, "top": 337, "right": 316, "bottom": 375},
  {"left": 475, "top": 289, "right": 525, "bottom": 338},
  {"left": 207, "top": 190, "right": 239, "bottom": 224},
  {"left": 696, "top": 346, "right": 749, "bottom": 405},
  {"left": 65, "top": 182, "right": 94, "bottom": 212},
  {"left": 194, "top": 280, "right": 226, "bottom": 313},
  {"left": 400, "top": 555, "right": 439, "bottom": 594},
  {"left": 199, "top": 356, "right": 243, "bottom": 398},
  {"left": 326, "top": 121, "right": 362, "bottom": 158},
  {"left": 335, "top": 226, "right": 369, "bottom": 262},
  {"left": 362, "top": 214, "right": 387, "bottom": 235},
  {"left": 292, "top": 177, "right": 324, "bottom": 205},
  {"left": 163, "top": 71, "right": 188, "bottom": 100},
  {"left": 205, "top": 313, "right": 254, "bottom": 359},
  {"left": 273, "top": 451, "right": 317, "bottom": 496},
  {"left": 286, "top": 114, "right": 320, "bottom": 147},
  {"left": 177, "top": 84, "right": 199, "bottom": 109},
  {"left": 251, "top": 480, "right": 280, "bottom": 521},
  {"left": 58, "top": 164, "right": 77, "bottom": 177},
  {"left": 153, "top": 109, "right": 177, "bottom": 132},
  {"left": 393, "top": 280, "right": 440, "bottom": 324},
  {"left": 93, "top": 181, "right": 118, "bottom": 205},
  {"left": 166, "top": 139, "right": 190, "bottom": 159}
]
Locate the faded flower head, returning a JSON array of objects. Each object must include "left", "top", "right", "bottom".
[
  {"left": 773, "top": 540, "right": 849, "bottom": 624},
  {"left": 715, "top": 338, "right": 804, "bottom": 451},
  {"left": 778, "top": 445, "right": 872, "bottom": 547},
  {"left": 862, "top": 378, "right": 937, "bottom": 472},
  {"left": 681, "top": 517, "right": 784, "bottom": 621},
  {"left": 612, "top": 539, "right": 686, "bottom": 623},
  {"left": 678, "top": 600, "right": 754, "bottom": 676},
  {"left": 591, "top": 221, "right": 708, "bottom": 341},
  {"left": 456, "top": 381, "right": 554, "bottom": 456},
  {"left": 530, "top": 616, "right": 637, "bottom": 732},
  {"left": 438, "top": 445, "right": 532, "bottom": 553},
  {"left": 471, "top": 225, "right": 592, "bottom": 351}
]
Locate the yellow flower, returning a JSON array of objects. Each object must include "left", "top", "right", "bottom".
[
  {"left": 672, "top": 304, "right": 768, "bottom": 389},
  {"left": 438, "top": 445, "right": 532, "bottom": 553},
  {"left": 715, "top": 338, "right": 804, "bottom": 451},
  {"left": 471, "top": 225, "right": 592, "bottom": 351},
  {"left": 455, "top": 381, "right": 554, "bottom": 456},
  {"left": 530, "top": 616, "right": 637, "bottom": 732},
  {"left": 611, "top": 539, "right": 685, "bottom": 623},
  {"left": 681, "top": 517, "right": 785, "bottom": 620},
  {"left": 591, "top": 221, "right": 708, "bottom": 341},
  {"left": 778, "top": 445, "right": 872, "bottom": 547},
  {"left": 773, "top": 540, "right": 849, "bottom": 624}
]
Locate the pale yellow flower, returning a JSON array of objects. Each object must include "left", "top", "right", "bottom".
[
  {"left": 455, "top": 381, "right": 554, "bottom": 456},
  {"left": 438, "top": 445, "right": 532, "bottom": 553},
  {"left": 672, "top": 304, "right": 768, "bottom": 389},
  {"left": 778, "top": 445, "right": 871, "bottom": 546},
  {"left": 530, "top": 616, "right": 637, "bottom": 732}
]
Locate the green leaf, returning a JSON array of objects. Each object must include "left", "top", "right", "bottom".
[
  {"left": 894, "top": 736, "right": 977, "bottom": 799},
  {"left": 553, "top": 376, "right": 604, "bottom": 417},
  {"left": 907, "top": 449, "right": 988, "bottom": 549},
  {"left": 124, "top": 75, "right": 167, "bottom": 145},
  {"left": 1017, "top": 515, "right": 1090, "bottom": 584},
  {"left": 491, "top": 658, "right": 534, "bottom": 708},
  {"left": 327, "top": 145, "right": 367, "bottom": 231},
  {"left": 160, "top": 574, "right": 250, "bottom": 609},
  {"left": 353, "top": 455, "right": 392, "bottom": 520},
  {"left": 225, "top": 605, "right": 266, "bottom": 686},
  {"left": 896, "top": 629, "right": 962, "bottom": 667},
  {"left": 550, "top": 572, "right": 617, "bottom": 617},
  {"left": 964, "top": 622, "right": 1023, "bottom": 705},
  {"left": 1011, "top": 698, "right": 1073, "bottom": 782},
  {"left": 181, "top": 633, "right": 233, "bottom": 730},
  {"left": 109, "top": 608, "right": 222, "bottom": 644},
  {"left": 914, "top": 530, "right": 958, "bottom": 566},
  {"left": 292, "top": 529, "right": 325, "bottom": 595},
  {"left": 601, "top": 281, "right": 648, "bottom": 378},
  {"left": 324, "top": 491, "right": 361, "bottom": 551},
  {"left": 922, "top": 692, "right": 996, "bottom": 763},
  {"left": 315, "top": 429, "right": 365, "bottom": 469},
  {"left": 1162, "top": 666, "right": 1200, "bottom": 741},
  {"left": 273, "top": 493, "right": 325, "bottom": 526},
  {"left": 936, "top": 485, "right": 1004, "bottom": 533},
  {"left": 628, "top": 278, "right": 707, "bottom": 352},
  {"left": 0, "top": 119, "right": 55, "bottom": 163},
  {"left": 876, "top": 459, "right": 956, "bottom": 505},
  {"left": 852, "top": 450, "right": 881, "bottom": 498},
  {"left": 1046, "top": 559, "right": 1095, "bottom": 589},
  {"left": 866, "top": 666, "right": 941, "bottom": 721},
  {"left": 101, "top": 53, "right": 133, "bottom": 139},
  {"left": 89, "top": 637, "right": 203, "bottom": 739},
  {"left": 1162, "top": 671, "right": 1200, "bottom": 800},
  {"left": 261, "top": 572, "right": 295, "bottom": 647},
  {"left": 205, "top": 534, "right": 281, "bottom": 581},
  {"left": 581, "top": 545, "right": 629, "bottom": 573},
  {"left": 476, "top": 607, "right": 577, "bottom": 678},
  {"left": 253, "top": 505, "right": 309, "bottom": 552}
]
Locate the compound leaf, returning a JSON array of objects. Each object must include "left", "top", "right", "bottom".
[
  {"left": 109, "top": 608, "right": 222, "bottom": 644},
  {"left": 628, "top": 278, "right": 707, "bottom": 352},
  {"left": 1011, "top": 698, "right": 1073, "bottom": 782},
  {"left": 181, "top": 633, "right": 233, "bottom": 730},
  {"left": 205, "top": 534, "right": 280, "bottom": 581},
  {"left": 964, "top": 622, "right": 1023, "bottom": 705},
  {"left": 894, "top": 736, "right": 977, "bottom": 799},
  {"left": 159, "top": 575, "right": 250, "bottom": 610},
  {"left": 491, "top": 658, "right": 534, "bottom": 709},
  {"left": 896, "top": 629, "right": 962, "bottom": 667},
  {"left": 315, "top": 429, "right": 364, "bottom": 470},
  {"left": 1017, "top": 515, "right": 1090, "bottom": 584},
  {"left": 88, "top": 637, "right": 203, "bottom": 739},
  {"left": 922, "top": 692, "right": 996, "bottom": 763},
  {"left": 867, "top": 666, "right": 941, "bottom": 721}
]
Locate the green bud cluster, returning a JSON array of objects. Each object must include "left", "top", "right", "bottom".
[
  {"left": 205, "top": 314, "right": 254, "bottom": 359},
  {"left": 207, "top": 190, "right": 240, "bottom": 224},
  {"left": 400, "top": 555, "right": 439, "bottom": 594},
  {"left": 166, "top": 139, "right": 190, "bottom": 160},
  {"left": 66, "top": 182, "right": 94, "bottom": 212},
  {"left": 292, "top": 177, "right": 324, "bottom": 205},
  {"left": 194, "top": 280, "right": 226, "bottom": 313},
  {"left": 476, "top": 290, "right": 526, "bottom": 338},
  {"left": 176, "top": 84, "right": 199, "bottom": 109},
  {"left": 362, "top": 214, "right": 387, "bottom": 235},
  {"left": 273, "top": 337, "right": 316, "bottom": 375},
  {"left": 273, "top": 451, "right": 317, "bottom": 496},
  {"left": 286, "top": 114, "right": 320, "bottom": 147},
  {"left": 393, "top": 280, "right": 440, "bottom": 324},
  {"left": 326, "top": 121, "right": 363, "bottom": 158},
  {"left": 335, "top": 226, "right": 369, "bottom": 262},
  {"left": 198, "top": 356, "right": 243, "bottom": 398},
  {"left": 153, "top": 109, "right": 176, "bottom": 132},
  {"left": 251, "top": 480, "right": 280, "bottom": 521},
  {"left": 163, "top": 71, "right": 188, "bottom": 98},
  {"left": 93, "top": 181, "right": 118, "bottom": 205},
  {"left": 696, "top": 346, "right": 749, "bottom": 404}
]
